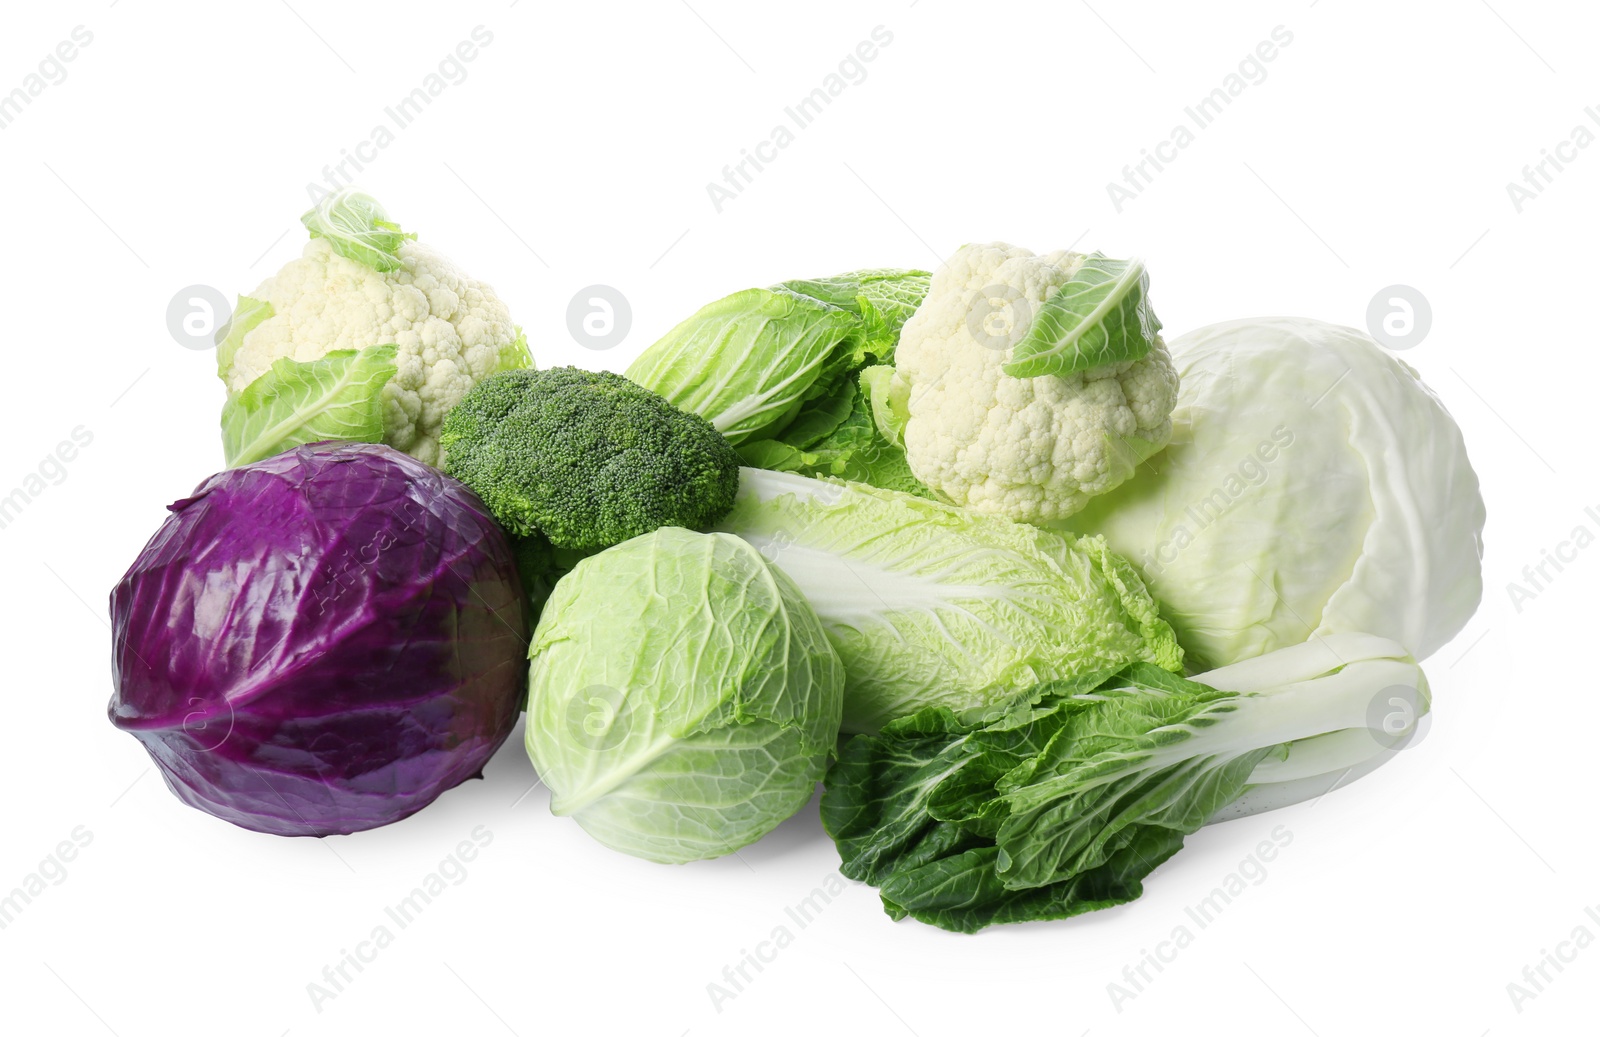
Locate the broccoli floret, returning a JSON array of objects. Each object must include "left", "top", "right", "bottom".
[{"left": 440, "top": 367, "right": 742, "bottom": 550}]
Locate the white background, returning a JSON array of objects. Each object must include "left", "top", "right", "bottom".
[{"left": 2, "top": 1, "right": 1595, "bottom": 1034}]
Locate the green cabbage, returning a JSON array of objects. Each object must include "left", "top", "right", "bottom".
[
  {"left": 716, "top": 468, "right": 1182, "bottom": 732},
  {"left": 524, "top": 527, "right": 844, "bottom": 864}
]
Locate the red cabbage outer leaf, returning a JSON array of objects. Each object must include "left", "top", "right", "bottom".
[{"left": 108, "top": 442, "right": 528, "bottom": 837}]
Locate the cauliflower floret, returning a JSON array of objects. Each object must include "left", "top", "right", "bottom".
[
  {"left": 895, "top": 242, "right": 1178, "bottom": 522},
  {"left": 227, "top": 237, "right": 522, "bottom": 465}
]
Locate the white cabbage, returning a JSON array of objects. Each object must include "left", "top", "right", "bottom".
[{"left": 1063, "top": 316, "right": 1485, "bottom": 668}]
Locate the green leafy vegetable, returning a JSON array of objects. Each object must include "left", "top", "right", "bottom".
[
  {"left": 1003, "top": 254, "right": 1160, "bottom": 378},
  {"left": 220, "top": 344, "right": 399, "bottom": 467},
  {"left": 780, "top": 268, "right": 931, "bottom": 325},
  {"left": 627, "top": 287, "right": 861, "bottom": 445},
  {"left": 716, "top": 468, "right": 1182, "bottom": 732},
  {"left": 525, "top": 527, "right": 844, "bottom": 864},
  {"left": 300, "top": 189, "right": 416, "bottom": 273},
  {"left": 822, "top": 633, "right": 1426, "bottom": 932},
  {"left": 627, "top": 269, "right": 932, "bottom": 495}
]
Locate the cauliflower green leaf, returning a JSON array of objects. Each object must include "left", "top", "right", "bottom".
[
  {"left": 1004, "top": 254, "right": 1161, "bottom": 378},
  {"left": 220, "top": 344, "right": 399, "bottom": 467},
  {"left": 300, "top": 189, "right": 416, "bottom": 273},
  {"left": 214, "top": 295, "right": 273, "bottom": 384},
  {"left": 222, "top": 192, "right": 530, "bottom": 465},
  {"left": 894, "top": 243, "right": 1178, "bottom": 523}
]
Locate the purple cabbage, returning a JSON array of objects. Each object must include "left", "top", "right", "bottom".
[{"left": 109, "top": 443, "right": 528, "bottom": 836}]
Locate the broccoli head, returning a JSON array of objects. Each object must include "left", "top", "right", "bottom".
[{"left": 440, "top": 366, "right": 742, "bottom": 550}]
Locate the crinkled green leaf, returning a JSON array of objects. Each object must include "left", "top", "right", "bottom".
[
  {"left": 821, "top": 666, "right": 1265, "bottom": 933},
  {"left": 737, "top": 365, "right": 929, "bottom": 498},
  {"left": 221, "top": 344, "right": 399, "bottom": 466},
  {"left": 720, "top": 472, "right": 1183, "bottom": 732},
  {"left": 771, "top": 382, "right": 859, "bottom": 450},
  {"left": 778, "top": 268, "right": 931, "bottom": 333},
  {"left": 822, "top": 637, "right": 1427, "bottom": 932},
  {"left": 1004, "top": 253, "right": 1161, "bottom": 378},
  {"left": 879, "top": 829, "right": 1187, "bottom": 933}
]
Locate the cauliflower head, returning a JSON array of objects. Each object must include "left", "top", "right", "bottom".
[
  {"left": 894, "top": 242, "right": 1178, "bottom": 523},
  {"left": 226, "top": 236, "right": 526, "bottom": 466}
]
